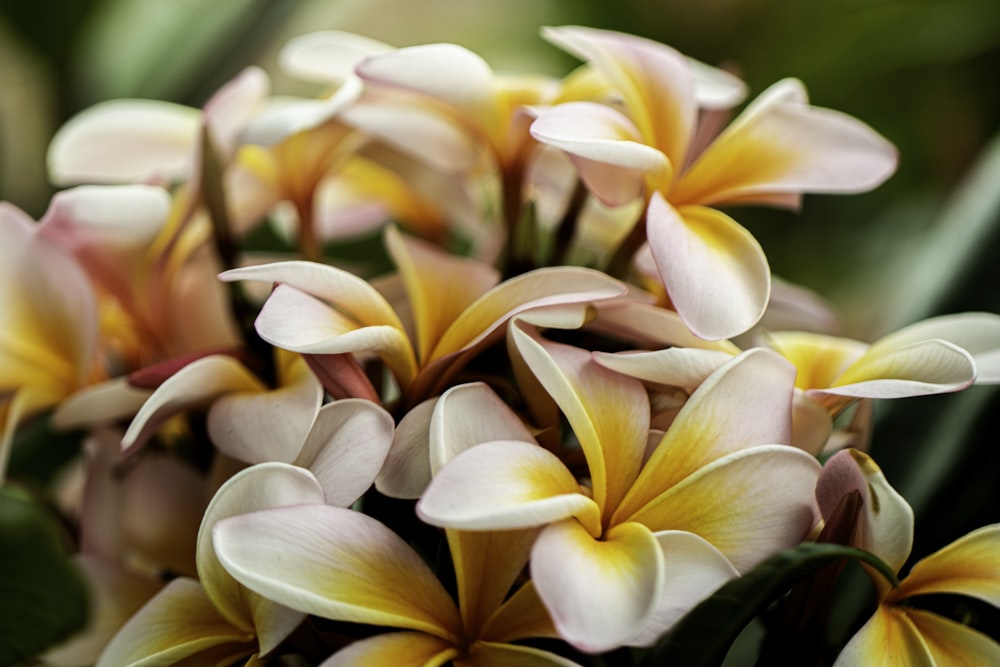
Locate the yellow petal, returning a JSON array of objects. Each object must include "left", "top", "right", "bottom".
[
  {"left": 321, "top": 632, "right": 457, "bottom": 667},
  {"left": 834, "top": 605, "right": 935, "bottom": 667},
  {"left": 905, "top": 607, "right": 1000, "bottom": 667},
  {"left": 892, "top": 524, "right": 1000, "bottom": 607}
]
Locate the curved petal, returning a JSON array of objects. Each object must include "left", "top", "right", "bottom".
[
  {"left": 593, "top": 348, "right": 734, "bottom": 391},
  {"left": 479, "top": 581, "right": 559, "bottom": 644},
  {"left": 208, "top": 356, "right": 322, "bottom": 465},
  {"left": 417, "top": 440, "right": 601, "bottom": 535},
  {"left": 647, "top": 197, "right": 770, "bottom": 340},
  {"left": 52, "top": 379, "right": 152, "bottom": 431},
  {"left": 319, "top": 632, "right": 456, "bottom": 667},
  {"left": 203, "top": 66, "right": 269, "bottom": 159},
  {"left": 95, "top": 578, "right": 255, "bottom": 667},
  {"left": 623, "top": 445, "right": 822, "bottom": 572},
  {"left": 834, "top": 605, "right": 935, "bottom": 667},
  {"left": 541, "top": 26, "right": 697, "bottom": 166},
  {"left": 619, "top": 348, "right": 795, "bottom": 516},
  {"left": 294, "top": 398, "right": 395, "bottom": 507},
  {"left": 819, "top": 339, "right": 975, "bottom": 399},
  {"left": 893, "top": 524, "right": 1000, "bottom": 607},
  {"left": 429, "top": 382, "right": 535, "bottom": 474},
  {"left": 790, "top": 390, "right": 834, "bottom": 455},
  {"left": 530, "top": 102, "right": 668, "bottom": 206},
  {"left": 627, "top": 530, "right": 739, "bottom": 646},
  {"left": 48, "top": 100, "right": 200, "bottom": 185},
  {"left": 510, "top": 323, "right": 647, "bottom": 520},
  {"left": 675, "top": 78, "right": 898, "bottom": 207},
  {"left": 589, "top": 301, "right": 741, "bottom": 351},
  {"left": 531, "top": 519, "right": 663, "bottom": 653},
  {"left": 904, "top": 607, "right": 1000, "bottom": 666},
  {"left": 196, "top": 463, "right": 324, "bottom": 653},
  {"left": 871, "top": 312, "right": 1000, "bottom": 384},
  {"left": 121, "top": 355, "right": 265, "bottom": 454},
  {"left": 213, "top": 504, "right": 462, "bottom": 642},
  {"left": 462, "top": 641, "right": 585, "bottom": 667},
  {"left": 279, "top": 30, "right": 393, "bottom": 84},
  {"left": 376, "top": 397, "right": 437, "bottom": 499}
]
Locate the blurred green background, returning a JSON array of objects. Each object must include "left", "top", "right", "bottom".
[{"left": 2, "top": 0, "right": 998, "bottom": 599}]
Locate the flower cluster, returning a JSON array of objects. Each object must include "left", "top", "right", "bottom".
[{"left": 4, "top": 26, "right": 999, "bottom": 667}]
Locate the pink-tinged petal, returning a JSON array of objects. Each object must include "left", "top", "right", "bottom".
[
  {"left": 628, "top": 531, "right": 739, "bottom": 646},
  {"left": 461, "top": 641, "right": 585, "bottom": 667},
  {"left": 834, "top": 605, "right": 934, "bottom": 667},
  {"left": 871, "top": 312, "right": 1000, "bottom": 384},
  {"left": 904, "top": 608, "right": 1000, "bottom": 666},
  {"left": 294, "top": 398, "right": 394, "bottom": 506},
  {"left": 647, "top": 196, "right": 770, "bottom": 340},
  {"left": 196, "top": 463, "right": 324, "bottom": 651},
  {"left": 52, "top": 379, "right": 152, "bottom": 431},
  {"left": 357, "top": 43, "right": 498, "bottom": 138},
  {"left": 446, "top": 529, "right": 538, "bottom": 642},
  {"left": 479, "top": 581, "right": 560, "bottom": 644},
  {"left": 279, "top": 30, "right": 393, "bottom": 84},
  {"left": 510, "top": 323, "right": 647, "bottom": 520},
  {"left": 319, "top": 632, "right": 456, "bottom": 667},
  {"left": 208, "top": 356, "right": 322, "bottom": 465},
  {"left": 819, "top": 339, "right": 975, "bottom": 399},
  {"left": 48, "top": 100, "right": 200, "bottom": 185},
  {"left": 623, "top": 446, "right": 822, "bottom": 572},
  {"left": 541, "top": 26, "right": 697, "bottom": 167},
  {"left": 44, "top": 555, "right": 162, "bottom": 667},
  {"left": 892, "top": 524, "right": 1000, "bottom": 607},
  {"left": 619, "top": 348, "right": 795, "bottom": 516},
  {"left": 214, "top": 504, "right": 462, "bottom": 641},
  {"left": 590, "top": 301, "right": 740, "bottom": 351},
  {"left": 593, "top": 348, "right": 734, "bottom": 391},
  {"left": 95, "top": 578, "right": 255, "bottom": 667},
  {"left": 121, "top": 355, "right": 265, "bottom": 454},
  {"left": 530, "top": 102, "right": 668, "bottom": 206},
  {"left": 417, "top": 440, "right": 601, "bottom": 535},
  {"left": 429, "top": 382, "right": 535, "bottom": 474},
  {"left": 303, "top": 353, "right": 380, "bottom": 401},
  {"left": 203, "top": 67, "right": 269, "bottom": 159},
  {"left": 817, "top": 449, "right": 914, "bottom": 575},
  {"left": 686, "top": 58, "right": 747, "bottom": 110},
  {"left": 385, "top": 226, "right": 499, "bottom": 364},
  {"left": 758, "top": 275, "right": 842, "bottom": 335},
  {"left": 340, "top": 90, "right": 483, "bottom": 173},
  {"left": 376, "top": 397, "right": 437, "bottom": 499},
  {"left": 531, "top": 519, "right": 663, "bottom": 653}
]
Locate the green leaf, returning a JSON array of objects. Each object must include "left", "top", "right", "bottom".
[
  {"left": 640, "top": 542, "right": 897, "bottom": 667},
  {"left": 0, "top": 486, "right": 88, "bottom": 666}
]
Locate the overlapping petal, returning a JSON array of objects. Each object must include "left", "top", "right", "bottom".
[
  {"left": 822, "top": 339, "right": 975, "bottom": 399},
  {"left": 320, "top": 632, "right": 456, "bottom": 667},
  {"left": 890, "top": 524, "right": 1000, "bottom": 606}
]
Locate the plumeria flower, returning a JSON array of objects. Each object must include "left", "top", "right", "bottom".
[
  {"left": 530, "top": 25, "right": 897, "bottom": 339},
  {"left": 220, "top": 225, "right": 629, "bottom": 408},
  {"left": 213, "top": 504, "right": 578, "bottom": 666},
  {"left": 817, "top": 450, "right": 1000, "bottom": 665},
  {"left": 0, "top": 196, "right": 101, "bottom": 479},
  {"left": 594, "top": 308, "right": 1000, "bottom": 453},
  {"left": 417, "top": 323, "right": 821, "bottom": 651}
]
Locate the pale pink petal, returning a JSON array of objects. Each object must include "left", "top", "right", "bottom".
[
  {"left": 646, "top": 196, "right": 770, "bottom": 340},
  {"left": 48, "top": 100, "right": 200, "bottom": 185},
  {"left": 428, "top": 382, "right": 534, "bottom": 474},
  {"left": 817, "top": 339, "right": 975, "bottom": 399},
  {"left": 376, "top": 397, "right": 437, "bottom": 499},
  {"left": 589, "top": 301, "right": 741, "bottom": 351},
  {"left": 620, "top": 348, "right": 795, "bottom": 514},
  {"left": 319, "top": 632, "right": 456, "bottom": 667},
  {"left": 675, "top": 78, "right": 898, "bottom": 207},
  {"left": 196, "top": 463, "right": 324, "bottom": 653},
  {"left": 623, "top": 446, "right": 822, "bottom": 573},
  {"left": 531, "top": 519, "right": 662, "bottom": 653},
  {"left": 834, "top": 606, "right": 934, "bottom": 667},
  {"left": 95, "top": 578, "right": 255, "bottom": 667},
  {"left": 121, "top": 355, "right": 265, "bottom": 454},
  {"left": 52, "top": 379, "right": 152, "bottom": 431},
  {"left": 510, "top": 323, "right": 647, "bottom": 519},
  {"left": 417, "top": 440, "right": 601, "bottom": 535},
  {"left": 207, "top": 355, "right": 321, "bottom": 465},
  {"left": 203, "top": 67, "right": 270, "bottom": 159},
  {"left": 294, "top": 398, "right": 394, "bottom": 506},
  {"left": 213, "top": 504, "right": 462, "bottom": 640},
  {"left": 593, "top": 348, "right": 734, "bottom": 391},
  {"left": 871, "top": 312, "right": 1000, "bottom": 383},
  {"left": 541, "top": 26, "right": 697, "bottom": 166},
  {"left": 279, "top": 30, "right": 393, "bottom": 84},
  {"left": 686, "top": 58, "right": 747, "bottom": 110},
  {"left": 758, "top": 275, "right": 842, "bottom": 335},
  {"left": 530, "top": 102, "right": 668, "bottom": 206},
  {"left": 628, "top": 531, "right": 739, "bottom": 646},
  {"left": 817, "top": 449, "right": 914, "bottom": 574}
]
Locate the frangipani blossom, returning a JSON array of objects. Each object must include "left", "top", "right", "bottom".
[
  {"left": 213, "top": 504, "right": 577, "bottom": 666},
  {"left": 221, "top": 226, "right": 629, "bottom": 407},
  {"left": 418, "top": 325, "right": 821, "bottom": 651},
  {"left": 817, "top": 450, "right": 1000, "bottom": 666},
  {"left": 531, "top": 26, "right": 897, "bottom": 339},
  {"left": 594, "top": 309, "right": 999, "bottom": 453}
]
